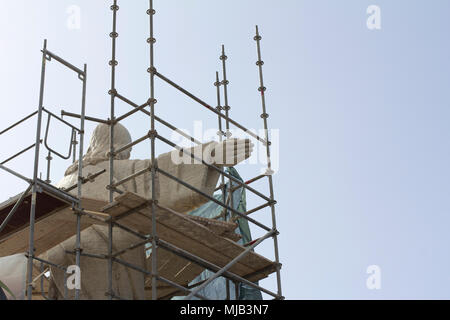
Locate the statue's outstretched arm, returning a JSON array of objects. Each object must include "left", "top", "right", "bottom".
[
  {"left": 207, "top": 138, "right": 254, "bottom": 167},
  {"left": 170, "top": 138, "right": 254, "bottom": 167}
]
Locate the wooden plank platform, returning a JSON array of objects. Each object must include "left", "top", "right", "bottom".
[
  {"left": 102, "top": 192, "right": 278, "bottom": 299},
  {"left": 0, "top": 190, "right": 107, "bottom": 257},
  {"left": 1, "top": 189, "right": 277, "bottom": 300}
]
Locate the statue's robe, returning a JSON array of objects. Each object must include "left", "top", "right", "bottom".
[
  {"left": 44, "top": 143, "right": 221, "bottom": 300},
  {"left": 57, "top": 142, "right": 220, "bottom": 213}
]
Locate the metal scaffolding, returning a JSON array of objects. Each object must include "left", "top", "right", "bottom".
[{"left": 0, "top": 0, "right": 283, "bottom": 300}]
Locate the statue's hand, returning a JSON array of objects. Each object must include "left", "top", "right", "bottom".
[{"left": 210, "top": 138, "right": 254, "bottom": 167}]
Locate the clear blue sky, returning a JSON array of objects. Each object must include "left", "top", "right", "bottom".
[{"left": 1, "top": 0, "right": 450, "bottom": 299}]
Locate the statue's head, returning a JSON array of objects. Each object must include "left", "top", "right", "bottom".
[
  {"left": 64, "top": 123, "right": 132, "bottom": 176},
  {"left": 87, "top": 123, "right": 132, "bottom": 161}
]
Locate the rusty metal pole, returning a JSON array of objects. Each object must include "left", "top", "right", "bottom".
[{"left": 254, "top": 25, "right": 283, "bottom": 298}]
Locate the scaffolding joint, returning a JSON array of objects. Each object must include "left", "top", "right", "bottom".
[
  {"left": 73, "top": 248, "right": 83, "bottom": 254},
  {"left": 148, "top": 129, "right": 158, "bottom": 139},
  {"left": 105, "top": 185, "right": 124, "bottom": 195},
  {"left": 108, "top": 89, "right": 118, "bottom": 97},
  {"left": 147, "top": 98, "right": 157, "bottom": 105},
  {"left": 43, "top": 52, "right": 51, "bottom": 61},
  {"left": 147, "top": 66, "right": 157, "bottom": 74},
  {"left": 152, "top": 235, "right": 160, "bottom": 244},
  {"left": 271, "top": 229, "right": 280, "bottom": 237}
]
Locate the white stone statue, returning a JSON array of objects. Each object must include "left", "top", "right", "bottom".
[{"left": 43, "top": 123, "right": 253, "bottom": 299}]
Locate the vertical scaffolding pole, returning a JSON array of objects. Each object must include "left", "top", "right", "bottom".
[
  {"left": 214, "top": 71, "right": 231, "bottom": 300},
  {"left": 74, "top": 64, "right": 87, "bottom": 300},
  {"left": 72, "top": 134, "right": 78, "bottom": 164},
  {"left": 45, "top": 151, "right": 52, "bottom": 183},
  {"left": 148, "top": 0, "right": 158, "bottom": 301},
  {"left": 219, "top": 46, "right": 235, "bottom": 221},
  {"left": 220, "top": 45, "right": 231, "bottom": 140},
  {"left": 220, "top": 46, "right": 234, "bottom": 300},
  {"left": 27, "top": 39, "right": 48, "bottom": 300},
  {"left": 254, "top": 25, "right": 283, "bottom": 298},
  {"left": 214, "top": 71, "right": 226, "bottom": 212},
  {"left": 108, "top": 0, "right": 119, "bottom": 300}
]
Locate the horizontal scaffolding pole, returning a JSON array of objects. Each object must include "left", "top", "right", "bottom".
[
  {"left": 156, "top": 167, "right": 271, "bottom": 232},
  {"left": 112, "top": 132, "right": 151, "bottom": 156},
  {"left": 26, "top": 254, "right": 67, "bottom": 272},
  {"left": 113, "top": 202, "right": 151, "bottom": 222},
  {"left": 43, "top": 107, "right": 81, "bottom": 133},
  {"left": 114, "top": 91, "right": 202, "bottom": 145},
  {"left": 63, "top": 169, "right": 107, "bottom": 192},
  {"left": 245, "top": 173, "right": 269, "bottom": 186},
  {"left": 214, "top": 173, "right": 268, "bottom": 192},
  {"left": 155, "top": 71, "right": 269, "bottom": 146},
  {"left": 156, "top": 134, "right": 272, "bottom": 203},
  {"left": 66, "top": 253, "right": 168, "bottom": 300},
  {"left": 36, "top": 179, "right": 80, "bottom": 204},
  {"left": 65, "top": 250, "right": 105, "bottom": 260},
  {"left": 112, "top": 236, "right": 153, "bottom": 258},
  {"left": 156, "top": 237, "right": 281, "bottom": 299},
  {"left": 71, "top": 207, "right": 111, "bottom": 224},
  {"left": 61, "top": 110, "right": 110, "bottom": 125},
  {"left": 94, "top": 203, "right": 278, "bottom": 296},
  {"left": 185, "top": 229, "right": 276, "bottom": 300},
  {"left": 113, "top": 256, "right": 150, "bottom": 275},
  {"left": 1, "top": 141, "right": 42, "bottom": 165},
  {"left": 108, "top": 166, "right": 152, "bottom": 189},
  {"left": 0, "top": 111, "right": 38, "bottom": 136},
  {"left": 156, "top": 275, "right": 209, "bottom": 301},
  {"left": 235, "top": 201, "right": 273, "bottom": 221},
  {"left": 0, "top": 163, "right": 32, "bottom": 184},
  {"left": 113, "top": 220, "right": 148, "bottom": 240},
  {"left": 114, "top": 101, "right": 150, "bottom": 123},
  {"left": 68, "top": 249, "right": 214, "bottom": 301},
  {"left": 43, "top": 49, "right": 85, "bottom": 76},
  {"left": 64, "top": 209, "right": 280, "bottom": 300},
  {"left": 0, "top": 183, "right": 32, "bottom": 233}
]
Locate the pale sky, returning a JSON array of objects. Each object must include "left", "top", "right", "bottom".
[{"left": 1, "top": 0, "right": 450, "bottom": 299}]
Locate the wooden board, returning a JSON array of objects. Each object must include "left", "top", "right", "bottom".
[
  {"left": 187, "top": 215, "right": 241, "bottom": 242},
  {"left": 102, "top": 192, "right": 278, "bottom": 291},
  {"left": 0, "top": 191, "right": 107, "bottom": 257}
]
